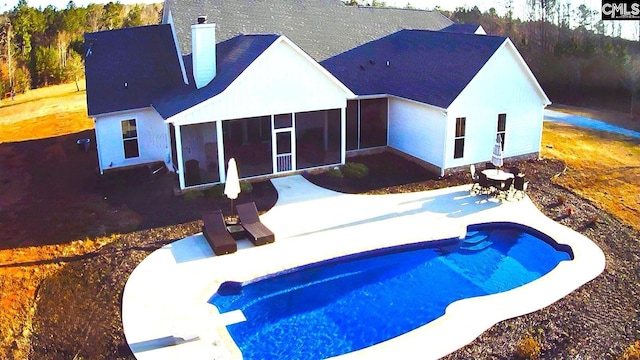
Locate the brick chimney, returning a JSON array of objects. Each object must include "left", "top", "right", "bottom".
[{"left": 191, "top": 15, "right": 216, "bottom": 89}]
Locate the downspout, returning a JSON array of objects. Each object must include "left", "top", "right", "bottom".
[
  {"left": 217, "top": 120, "right": 226, "bottom": 183},
  {"left": 340, "top": 107, "right": 346, "bottom": 164},
  {"left": 440, "top": 110, "right": 448, "bottom": 178},
  {"left": 93, "top": 117, "right": 105, "bottom": 174},
  {"left": 175, "top": 124, "right": 186, "bottom": 189}
]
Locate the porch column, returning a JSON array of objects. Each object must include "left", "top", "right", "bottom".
[
  {"left": 216, "top": 120, "right": 226, "bottom": 183},
  {"left": 323, "top": 111, "right": 329, "bottom": 151},
  {"left": 341, "top": 107, "right": 346, "bottom": 164},
  {"left": 175, "top": 124, "right": 186, "bottom": 189}
]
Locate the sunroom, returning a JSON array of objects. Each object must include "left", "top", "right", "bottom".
[{"left": 173, "top": 108, "right": 344, "bottom": 188}]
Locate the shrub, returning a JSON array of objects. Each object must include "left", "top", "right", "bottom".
[
  {"left": 342, "top": 162, "right": 369, "bottom": 179},
  {"left": 240, "top": 181, "right": 253, "bottom": 193},
  {"left": 619, "top": 340, "right": 640, "bottom": 360},
  {"left": 325, "top": 167, "right": 343, "bottom": 178},
  {"left": 515, "top": 336, "right": 542, "bottom": 360},
  {"left": 202, "top": 184, "right": 224, "bottom": 198}
]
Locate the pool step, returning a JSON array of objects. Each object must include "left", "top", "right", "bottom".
[
  {"left": 462, "top": 234, "right": 487, "bottom": 245},
  {"left": 437, "top": 234, "right": 491, "bottom": 254},
  {"left": 459, "top": 239, "right": 493, "bottom": 252}
]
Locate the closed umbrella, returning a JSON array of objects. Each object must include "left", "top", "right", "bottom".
[
  {"left": 224, "top": 158, "right": 241, "bottom": 215},
  {"left": 491, "top": 135, "right": 503, "bottom": 174}
]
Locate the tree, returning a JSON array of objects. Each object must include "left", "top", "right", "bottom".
[
  {"left": 575, "top": 4, "right": 596, "bottom": 31},
  {"left": 9, "top": 0, "right": 47, "bottom": 63},
  {"left": 63, "top": 49, "right": 83, "bottom": 91},
  {"left": 123, "top": 5, "right": 143, "bottom": 28},
  {"left": 622, "top": 56, "right": 640, "bottom": 118},
  {"left": 101, "top": 2, "right": 123, "bottom": 30},
  {"left": 85, "top": 4, "right": 104, "bottom": 32},
  {"left": 34, "top": 45, "right": 58, "bottom": 86}
]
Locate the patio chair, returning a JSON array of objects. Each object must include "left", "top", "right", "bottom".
[
  {"left": 236, "top": 202, "right": 275, "bottom": 246},
  {"left": 470, "top": 164, "right": 481, "bottom": 194},
  {"left": 202, "top": 210, "right": 237, "bottom": 255},
  {"left": 508, "top": 166, "right": 521, "bottom": 176},
  {"left": 485, "top": 162, "right": 496, "bottom": 170},
  {"left": 513, "top": 175, "right": 529, "bottom": 200},
  {"left": 477, "top": 171, "right": 495, "bottom": 197},
  {"left": 496, "top": 177, "right": 514, "bottom": 199}
]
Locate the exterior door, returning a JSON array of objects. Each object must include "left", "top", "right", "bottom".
[
  {"left": 272, "top": 113, "right": 296, "bottom": 174},
  {"left": 274, "top": 130, "right": 294, "bottom": 173}
]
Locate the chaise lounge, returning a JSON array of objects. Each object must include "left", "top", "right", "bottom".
[
  {"left": 236, "top": 202, "right": 275, "bottom": 246},
  {"left": 202, "top": 210, "right": 237, "bottom": 255}
]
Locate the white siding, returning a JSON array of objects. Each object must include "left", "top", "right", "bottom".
[
  {"left": 444, "top": 41, "right": 546, "bottom": 169},
  {"left": 388, "top": 97, "right": 447, "bottom": 168},
  {"left": 94, "top": 108, "right": 170, "bottom": 172},
  {"left": 171, "top": 38, "right": 350, "bottom": 125}
]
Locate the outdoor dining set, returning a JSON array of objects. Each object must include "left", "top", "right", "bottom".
[{"left": 469, "top": 162, "right": 529, "bottom": 200}]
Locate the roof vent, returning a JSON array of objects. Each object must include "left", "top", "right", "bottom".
[
  {"left": 197, "top": 15, "right": 207, "bottom": 24},
  {"left": 359, "top": 65, "right": 365, "bottom": 70},
  {"left": 369, "top": 59, "right": 375, "bottom": 65},
  {"left": 386, "top": 60, "right": 390, "bottom": 67}
]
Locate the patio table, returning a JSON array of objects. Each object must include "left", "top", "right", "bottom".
[{"left": 482, "top": 169, "right": 515, "bottom": 181}]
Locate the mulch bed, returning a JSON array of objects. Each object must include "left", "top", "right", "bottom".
[{"left": 9, "top": 143, "right": 638, "bottom": 359}]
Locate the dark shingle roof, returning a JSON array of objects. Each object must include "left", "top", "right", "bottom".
[
  {"left": 163, "top": 0, "right": 453, "bottom": 61},
  {"left": 321, "top": 30, "right": 506, "bottom": 109},
  {"left": 84, "top": 24, "right": 185, "bottom": 116},
  {"left": 440, "top": 23, "right": 483, "bottom": 34},
  {"left": 153, "top": 34, "right": 280, "bottom": 119}
]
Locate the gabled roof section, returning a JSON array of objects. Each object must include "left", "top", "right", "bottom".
[
  {"left": 321, "top": 30, "right": 507, "bottom": 109},
  {"left": 440, "top": 23, "right": 485, "bottom": 34},
  {"left": 163, "top": 0, "right": 453, "bottom": 60},
  {"left": 152, "top": 34, "right": 280, "bottom": 119},
  {"left": 84, "top": 24, "right": 184, "bottom": 116}
]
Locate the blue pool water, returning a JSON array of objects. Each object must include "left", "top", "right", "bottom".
[{"left": 209, "top": 223, "right": 572, "bottom": 359}]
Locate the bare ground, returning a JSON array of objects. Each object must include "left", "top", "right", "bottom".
[
  {"left": 19, "top": 150, "right": 639, "bottom": 359},
  {"left": 0, "top": 99, "right": 637, "bottom": 359}
]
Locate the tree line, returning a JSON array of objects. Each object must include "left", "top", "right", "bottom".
[
  {"left": 0, "top": 0, "right": 161, "bottom": 95},
  {"left": 347, "top": 1, "right": 640, "bottom": 118},
  {"left": 1, "top": 0, "right": 638, "bottom": 117}
]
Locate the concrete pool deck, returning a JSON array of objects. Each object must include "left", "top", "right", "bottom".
[{"left": 122, "top": 175, "right": 605, "bottom": 360}]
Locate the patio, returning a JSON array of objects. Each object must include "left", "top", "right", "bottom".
[{"left": 121, "top": 175, "right": 605, "bottom": 360}]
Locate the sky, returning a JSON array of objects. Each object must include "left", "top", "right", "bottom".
[{"left": 1, "top": 0, "right": 637, "bottom": 40}]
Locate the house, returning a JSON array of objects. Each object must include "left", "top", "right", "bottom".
[
  {"left": 321, "top": 29, "right": 551, "bottom": 175},
  {"left": 84, "top": 1, "right": 549, "bottom": 190}
]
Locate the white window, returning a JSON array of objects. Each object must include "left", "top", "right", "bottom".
[
  {"left": 497, "top": 114, "right": 506, "bottom": 151},
  {"left": 121, "top": 119, "right": 139, "bottom": 159},
  {"left": 454, "top": 117, "right": 466, "bottom": 159}
]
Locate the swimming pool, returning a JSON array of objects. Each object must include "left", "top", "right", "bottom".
[{"left": 209, "top": 222, "right": 572, "bottom": 359}]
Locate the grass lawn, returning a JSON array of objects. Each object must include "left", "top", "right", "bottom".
[
  {"left": 0, "top": 82, "right": 638, "bottom": 359},
  {"left": 0, "top": 82, "right": 93, "bottom": 144},
  {"left": 541, "top": 121, "right": 639, "bottom": 230}
]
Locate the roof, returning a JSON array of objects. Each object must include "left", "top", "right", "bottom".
[
  {"left": 440, "top": 23, "right": 484, "bottom": 34},
  {"left": 321, "top": 30, "right": 507, "bottom": 109},
  {"left": 84, "top": 24, "right": 185, "bottom": 116},
  {"left": 163, "top": 0, "right": 453, "bottom": 61},
  {"left": 152, "top": 34, "right": 280, "bottom": 119}
]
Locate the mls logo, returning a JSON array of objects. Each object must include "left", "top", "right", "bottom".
[{"left": 602, "top": 1, "right": 640, "bottom": 20}]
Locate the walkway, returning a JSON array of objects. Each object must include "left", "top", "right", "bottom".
[{"left": 121, "top": 175, "right": 605, "bottom": 360}]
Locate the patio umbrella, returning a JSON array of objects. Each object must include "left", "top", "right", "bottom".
[
  {"left": 224, "top": 158, "right": 241, "bottom": 215},
  {"left": 491, "top": 134, "right": 503, "bottom": 173}
]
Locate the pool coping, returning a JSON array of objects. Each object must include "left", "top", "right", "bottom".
[{"left": 121, "top": 175, "right": 606, "bottom": 360}]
